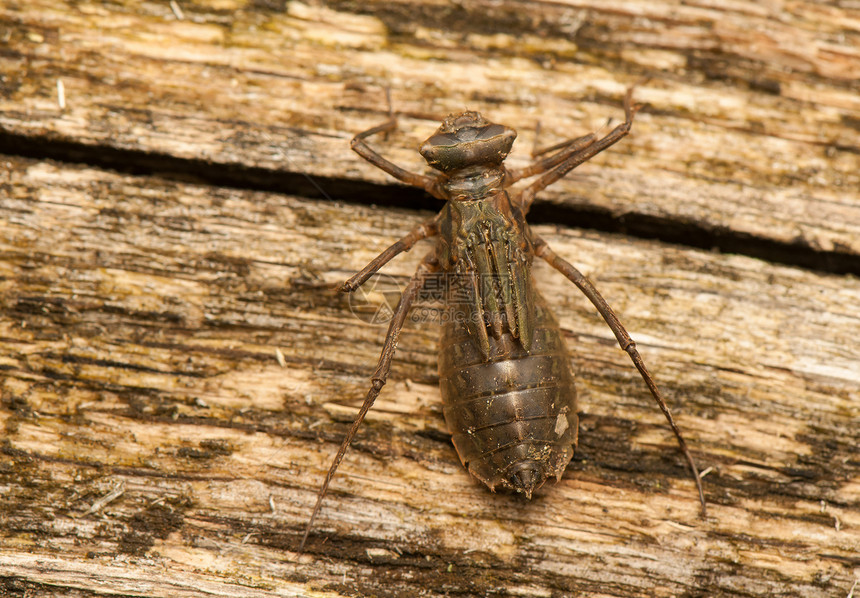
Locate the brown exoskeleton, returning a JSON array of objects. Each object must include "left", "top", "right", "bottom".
[{"left": 299, "top": 89, "right": 706, "bottom": 551}]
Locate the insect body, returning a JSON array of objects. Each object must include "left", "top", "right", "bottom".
[
  {"left": 429, "top": 120, "right": 578, "bottom": 495},
  {"left": 299, "top": 90, "right": 706, "bottom": 551}
]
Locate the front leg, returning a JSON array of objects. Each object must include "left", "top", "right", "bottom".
[
  {"left": 352, "top": 117, "right": 444, "bottom": 199},
  {"left": 517, "top": 88, "right": 640, "bottom": 213},
  {"left": 505, "top": 131, "right": 597, "bottom": 185}
]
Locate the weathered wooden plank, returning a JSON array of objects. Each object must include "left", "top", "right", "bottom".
[
  {"left": 1, "top": 156, "right": 857, "bottom": 597},
  {"left": 0, "top": 0, "right": 858, "bottom": 266}
]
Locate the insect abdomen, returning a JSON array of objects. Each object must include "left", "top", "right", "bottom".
[{"left": 439, "top": 290, "right": 578, "bottom": 497}]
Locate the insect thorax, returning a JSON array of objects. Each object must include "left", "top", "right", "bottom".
[{"left": 437, "top": 194, "right": 536, "bottom": 357}]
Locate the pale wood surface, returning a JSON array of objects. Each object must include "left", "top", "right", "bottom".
[
  {"left": 2, "top": 156, "right": 858, "bottom": 597},
  {"left": 1, "top": 1, "right": 859, "bottom": 597},
  {"left": 1, "top": 0, "right": 859, "bottom": 262}
]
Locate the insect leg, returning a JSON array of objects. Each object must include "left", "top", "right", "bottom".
[
  {"left": 352, "top": 118, "right": 444, "bottom": 199},
  {"left": 299, "top": 252, "right": 439, "bottom": 553},
  {"left": 533, "top": 236, "right": 707, "bottom": 517},
  {"left": 340, "top": 217, "right": 439, "bottom": 292},
  {"left": 505, "top": 132, "right": 597, "bottom": 185},
  {"left": 518, "top": 88, "right": 639, "bottom": 213}
]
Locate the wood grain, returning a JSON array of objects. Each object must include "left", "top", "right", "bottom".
[
  {"left": 0, "top": 1, "right": 858, "bottom": 597},
  {"left": 1, "top": 0, "right": 858, "bottom": 265},
  {"left": 2, "top": 155, "right": 858, "bottom": 596}
]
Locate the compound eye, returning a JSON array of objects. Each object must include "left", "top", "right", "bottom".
[
  {"left": 473, "top": 124, "right": 507, "bottom": 141},
  {"left": 429, "top": 124, "right": 509, "bottom": 146},
  {"left": 426, "top": 133, "right": 460, "bottom": 147}
]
